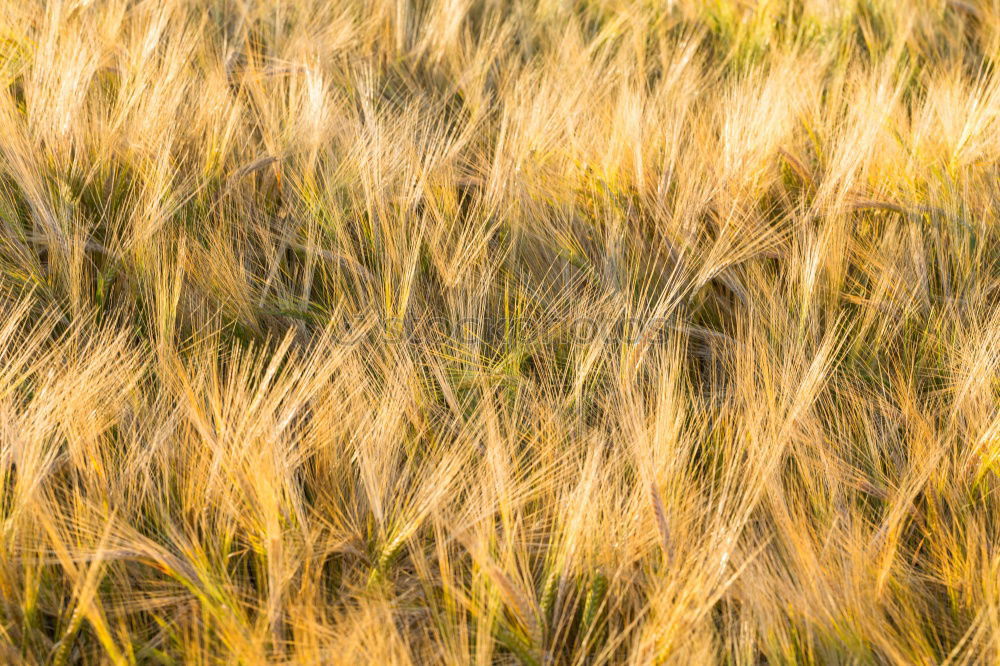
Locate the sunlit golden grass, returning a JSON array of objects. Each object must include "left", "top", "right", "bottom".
[{"left": 0, "top": 0, "right": 999, "bottom": 662}]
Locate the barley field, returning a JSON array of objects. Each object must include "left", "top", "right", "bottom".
[{"left": 0, "top": 0, "right": 999, "bottom": 663}]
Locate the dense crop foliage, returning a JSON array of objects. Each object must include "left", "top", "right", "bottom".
[{"left": 0, "top": 0, "right": 999, "bottom": 662}]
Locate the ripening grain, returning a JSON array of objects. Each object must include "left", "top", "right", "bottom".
[{"left": 0, "top": 0, "right": 998, "bottom": 663}]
